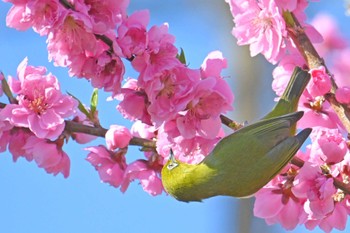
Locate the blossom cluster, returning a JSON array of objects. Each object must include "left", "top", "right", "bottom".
[
  {"left": 1, "top": 0, "right": 233, "bottom": 196},
  {"left": 226, "top": 0, "right": 350, "bottom": 232},
  {"left": 0, "top": 57, "right": 78, "bottom": 177},
  {"left": 2, "top": 0, "right": 350, "bottom": 232}
]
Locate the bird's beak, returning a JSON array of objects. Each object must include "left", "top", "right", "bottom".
[
  {"left": 169, "top": 149, "right": 176, "bottom": 162},
  {"left": 167, "top": 149, "right": 179, "bottom": 170}
]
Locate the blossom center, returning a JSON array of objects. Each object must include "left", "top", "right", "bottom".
[
  {"left": 254, "top": 16, "right": 273, "bottom": 32},
  {"left": 306, "top": 96, "right": 325, "bottom": 112},
  {"left": 25, "top": 95, "right": 48, "bottom": 115},
  {"left": 158, "top": 76, "right": 175, "bottom": 98}
]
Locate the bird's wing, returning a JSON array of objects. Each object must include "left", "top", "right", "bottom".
[
  {"left": 204, "top": 112, "right": 303, "bottom": 165},
  {"left": 232, "top": 111, "right": 303, "bottom": 136},
  {"left": 237, "top": 128, "right": 311, "bottom": 195}
]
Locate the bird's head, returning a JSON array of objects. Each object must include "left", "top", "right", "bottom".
[
  {"left": 161, "top": 149, "right": 188, "bottom": 199},
  {"left": 161, "top": 149, "right": 180, "bottom": 179},
  {"left": 164, "top": 149, "right": 179, "bottom": 169},
  {"left": 161, "top": 149, "right": 216, "bottom": 202}
]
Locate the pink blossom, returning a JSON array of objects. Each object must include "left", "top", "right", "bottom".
[
  {"left": 309, "top": 127, "right": 347, "bottom": 164},
  {"left": 0, "top": 110, "right": 13, "bottom": 134},
  {"left": 173, "top": 51, "right": 232, "bottom": 139},
  {"left": 156, "top": 119, "right": 223, "bottom": 164},
  {"left": 254, "top": 167, "right": 306, "bottom": 230},
  {"left": 8, "top": 128, "right": 33, "bottom": 162},
  {"left": 176, "top": 76, "right": 233, "bottom": 139},
  {"left": 105, "top": 125, "right": 132, "bottom": 150},
  {"left": 116, "top": 78, "right": 151, "bottom": 124},
  {"left": 308, "top": 66, "right": 332, "bottom": 97},
  {"left": 0, "top": 112, "right": 13, "bottom": 152},
  {"left": 228, "top": 0, "right": 322, "bottom": 65},
  {"left": 200, "top": 51, "right": 228, "bottom": 78},
  {"left": 83, "top": 0, "right": 129, "bottom": 34},
  {"left": 0, "top": 130, "right": 11, "bottom": 153},
  {"left": 69, "top": 52, "right": 125, "bottom": 96},
  {"left": 335, "top": 86, "right": 350, "bottom": 104},
  {"left": 145, "top": 66, "right": 200, "bottom": 126},
  {"left": 1, "top": 58, "right": 78, "bottom": 139},
  {"left": 121, "top": 160, "right": 163, "bottom": 196},
  {"left": 305, "top": 201, "right": 348, "bottom": 233},
  {"left": 274, "top": 0, "right": 298, "bottom": 11},
  {"left": 176, "top": 113, "right": 222, "bottom": 140},
  {"left": 131, "top": 24, "right": 178, "bottom": 82},
  {"left": 85, "top": 145, "right": 127, "bottom": 188},
  {"left": 254, "top": 189, "right": 305, "bottom": 230},
  {"left": 23, "top": 136, "right": 70, "bottom": 178},
  {"left": 5, "top": 0, "right": 63, "bottom": 35},
  {"left": 130, "top": 121, "right": 156, "bottom": 140},
  {"left": 200, "top": 50, "right": 233, "bottom": 106},
  {"left": 297, "top": 93, "right": 342, "bottom": 130},
  {"left": 303, "top": 179, "right": 336, "bottom": 219},
  {"left": 231, "top": 0, "right": 287, "bottom": 64},
  {"left": 254, "top": 148, "right": 348, "bottom": 232},
  {"left": 47, "top": 9, "right": 103, "bottom": 68},
  {"left": 5, "top": 1, "right": 32, "bottom": 31},
  {"left": 292, "top": 162, "right": 337, "bottom": 219},
  {"left": 117, "top": 10, "right": 149, "bottom": 58},
  {"left": 224, "top": 0, "right": 251, "bottom": 16}
]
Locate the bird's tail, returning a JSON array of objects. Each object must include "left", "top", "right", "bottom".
[
  {"left": 265, "top": 66, "right": 310, "bottom": 119},
  {"left": 295, "top": 127, "right": 312, "bottom": 144}
]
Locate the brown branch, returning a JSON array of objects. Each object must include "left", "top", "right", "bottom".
[
  {"left": 94, "top": 34, "right": 114, "bottom": 49},
  {"left": 64, "top": 120, "right": 107, "bottom": 137},
  {"left": 284, "top": 11, "right": 350, "bottom": 133},
  {"left": 220, "top": 114, "right": 244, "bottom": 131},
  {"left": 285, "top": 13, "right": 325, "bottom": 70},
  {"left": 325, "top": 93, "right": 350, "bottom": 132},
  {"left": 64, "top": 120, "right": 156, "bottom": 149}
]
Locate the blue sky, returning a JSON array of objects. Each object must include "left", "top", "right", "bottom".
[{"left": 0, "top": 1, "right": 349, "bottom": 233}]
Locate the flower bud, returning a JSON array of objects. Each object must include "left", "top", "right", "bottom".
[{"left": 105, "top": 125, "right": 132, "bottom": 150}]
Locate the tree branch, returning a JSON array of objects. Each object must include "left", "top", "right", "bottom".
[
  {"left": 284, "top": 11, "right": 350, "bottom": 133},
  {"left": 64, "top": 120, "right": 156, "bottom": 149},
  {"left": 220, "top": 114, "right": 244, "bottom": 131}
]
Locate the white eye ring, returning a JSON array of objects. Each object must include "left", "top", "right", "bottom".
[{"left": 167, "top": 162, "right": 178, "bottom": 170}]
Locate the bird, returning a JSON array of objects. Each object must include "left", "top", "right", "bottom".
[{"left": 161, "top": 66, "right": 312, "bottom": 202}]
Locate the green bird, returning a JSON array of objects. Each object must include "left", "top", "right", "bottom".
[{"left": 161, "top": 67, "right": 312, "bottom": 202}]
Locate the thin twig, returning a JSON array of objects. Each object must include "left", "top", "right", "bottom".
[
  {"left": 64, "top": 120, "right": 156, "bottom": 149},
  {"left": 220, "top": 114, "right": 244, "bottom": 131}
]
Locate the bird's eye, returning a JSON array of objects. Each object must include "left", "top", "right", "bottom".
[{"left": 167, "top": 162, "right": 178, "bottom": 170}]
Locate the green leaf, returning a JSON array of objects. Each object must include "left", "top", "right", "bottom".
[
  {"left": 1, "top": 72, "right": 16, "bottom": 103},
  {"left": 282, "top": 10, "right": 295, "bottom": 27},
  {"left": 176, "top": 48, "right": 187, "bottom": 65},
  {"left": 90, "top": 88, "right": 98, "bottom": 115},
  {"left": 67, "top": 91, "right": 90, "bottom": 118}
]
